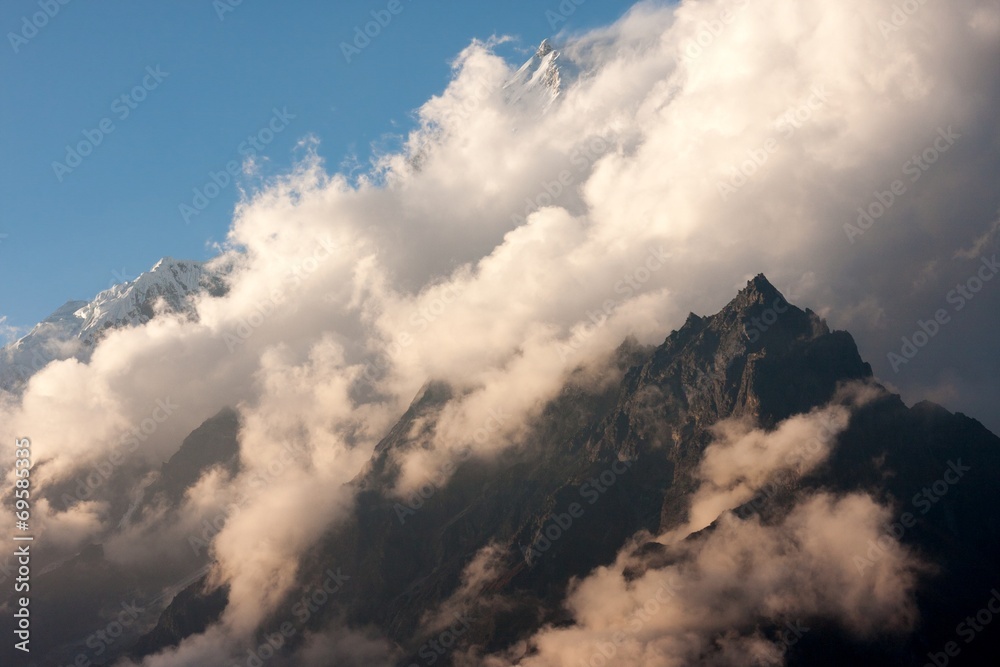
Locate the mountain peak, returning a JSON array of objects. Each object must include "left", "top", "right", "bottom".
[
  {"left": 79, "top": 257, "right": 205, "bottom": 329},
  {"left": 740, "top": 273, "right": 782, "bottom": 302},
  {"left": 151, "top": 256, "right": 178, "bottom": 271},
  {"left": 0, "top": 256, "right": 210, "bottom": 391},
  {"left": 103, "top": 277, "right": 998, "bottom": 667},
  {"left": 504, "top": 39, "right": 564, "bottom": 112}
]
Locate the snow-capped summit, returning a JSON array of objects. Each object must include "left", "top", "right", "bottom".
[
  {"left": 0, "top": 257, "right": 211, "bottom": 391},
  {"left": 73, "top": 257, "right": 207, "bottom": 336},
  {"left": 503, "top": 39, "right": 566, "bottom": 112}
]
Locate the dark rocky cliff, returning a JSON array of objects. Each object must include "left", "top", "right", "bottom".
[{"left": 128, "top": 276, "right": 1000, "bottom": 666}]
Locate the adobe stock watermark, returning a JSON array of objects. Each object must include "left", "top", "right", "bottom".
[
  {"left": 340, "top": 0, "right": 414, "bottom": 64},
  {"left": 877, "top": 0, "right": 932, "bottom": 39},
  {"left": 577, "top": 575, "right": 687, "bottom": 667},
  {"left": 394, "top": 409, "right": 508, "bottom": 524},
  {"left": 438, "top": 74, "right": 494, "bottom": 128},
  {"left": 59, "top": 397, "right": 179, "bottom": 507},
  {"left": 732, "top": 469, "right": 794, "bottom": 521},
  {"left": 7, "top": 0, "right": 73, "bottom": 54},
  {"left": 189, "top": 439, "right": 311, "bottom": 555},
  {"left": 511, "top": 132, "right": 615, "bottom": 226},
  {"left": 4, "top": 361, "right": 47, "bottom": 393},
  {"left": 57, "top": 566, "right": 210, "bottom": 666},
  {"left": 744, "top": 296, "right": 790, "bottom": 343},
  {"left": 679, "top": 0, "right": 751, "bottom": 63},
  {"left": 221, "top": 235, "right": 337, "bottom": 352},
  {"left": 853, "top": 459, "right": 970, "bottom": 574},
  {"left": 2, "top": 342, "right": 62, "bottom": 390},
  {"left": 923, "top": 588, "right": 1000, "bottom": 667},
  {"left": 51, "top": 66, "right": 170, "bottom": 182},
  {"left": 214, "top": 0, "right": 245, "bottom": 21},
  {"left": 107, "top": 266, "right": 135, "bottom": 289},
  {"left": 556, "top": 245, "right": 667, "bottom": 362},
  {"left": 521, "top": 458, "right": 634, "bottom": 564},
  {"left": 408, "top": 613, "right": 474, "bottom": 667},
  {"left": 766, "top": 622, "right": 811, "bottom": 660},
  {"left": 545, "top": 0, "right": 587, "bottom": 31},
  {"left": 733, "top": 407, "right": 844, "bottom": 521},
  {"left": 228, "top": 567, "right": 349, "bottom": 667},
  {"left": 717, "top": 85, "right": 829, "bottom": 201},
  {"left": 844, "top": 126, "right": 961, "bottom": 243},
  {"left": 405, "top": 72, "right": 496, "bottom": 166},
  {"left": 357, "top": 283, "right": 465, "bottom": 390},
  {"left": 78, "top": 600, "right": 145, "bottom": 663},
  {"left": 887, "top": 254, "right": 998, "bottom": 373},
  {"left": 180, "top": 107, "right": 296, "bottom": 225}
]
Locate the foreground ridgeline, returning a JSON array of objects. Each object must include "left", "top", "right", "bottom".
[{"left": 6, "top": 276, "right": 999, "bottom": 665}]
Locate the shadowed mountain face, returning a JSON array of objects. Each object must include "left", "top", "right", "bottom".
[
  {"left": 99, "top": 277, "right": 1000, "bottom": 665},
  {"left": 0, "top": 408, "right": 240, "bottom": 667}
]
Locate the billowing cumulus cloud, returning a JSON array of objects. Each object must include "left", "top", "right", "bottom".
[
  {"left": 481, "top": 388, "right": 917, "bottom": 667},
  {"left": 482, "top": 492, "right": 923, "bottom": 667},
  {"left": 667, "top": 383, "right": 883, "bottom": 540},
  {"left": 0, "top": 0, "right": 996, "bottom": 663}
]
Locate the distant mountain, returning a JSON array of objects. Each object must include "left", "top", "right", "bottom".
[
  {"left": 0, "top": 257, "right": 219, "bottom": 391},
  {"left": 503, "top": 39, "right": 569, "bottom": 114},
  {"left": 121, "top": 275, "right": 1000, "bottom": 666}
]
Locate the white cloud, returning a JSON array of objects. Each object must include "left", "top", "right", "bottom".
[
  {"left": 666, "top": 384, "right": 882, "bottom": 540},
  {"left": 0, "top": 0, "right": 995, "bottom": 663},
  {"left": 485, "top": 493, "right": 922, "bottom": 667}
]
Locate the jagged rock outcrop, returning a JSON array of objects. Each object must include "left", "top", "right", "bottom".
[{"left": 127, "top": 276, "right": 1000, "bottom": 666}]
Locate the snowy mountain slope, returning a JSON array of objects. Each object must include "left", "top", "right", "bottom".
[
  {"left": 503, "top": 39, "right": 568, "bottom": 113},
  {"left": 0, "top": 257, "right": 213, "bottom": 390}
]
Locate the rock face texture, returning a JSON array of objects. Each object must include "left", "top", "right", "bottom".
[{"left": 59, "top": 276, "right": 1000, "bottom": 665}]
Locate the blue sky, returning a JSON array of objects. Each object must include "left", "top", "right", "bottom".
[{"left": 0, "top": 0, "right": 636, "bottom": 332}]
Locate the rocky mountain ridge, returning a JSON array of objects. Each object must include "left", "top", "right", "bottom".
[{"left": 119, "top": 275, "right": 1000, "bottom": 666}]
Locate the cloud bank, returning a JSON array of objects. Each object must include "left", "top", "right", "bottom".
[
  {"left": 482, "top": 492, "right": 922, "bottom": 667},
  {"left": 0, "top": 0, "right": 996, "bottom": 663}
]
